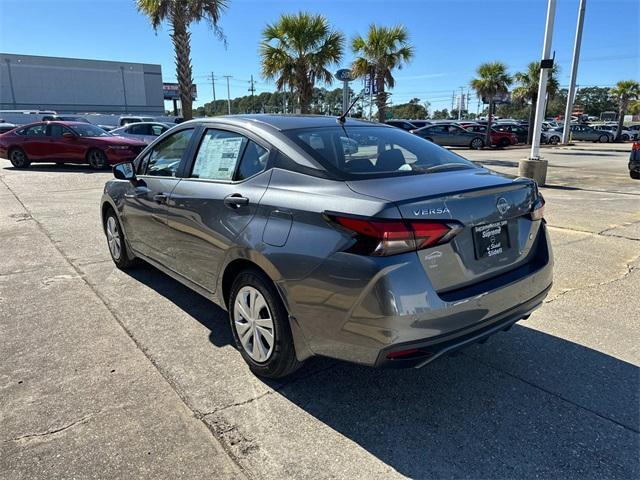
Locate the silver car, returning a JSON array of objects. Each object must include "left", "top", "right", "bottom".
[
  {"left": 110, "top": 122, "right": 173, "bottom": 144},
  {"left": 413, "top": 123, "right": 486, "bottom": 149},
  {"left": 101, "top": 115, "right": 553, "bottom": 378}
]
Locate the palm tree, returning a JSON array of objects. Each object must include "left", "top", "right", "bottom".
[
  {"left": 610, "top": 80, "right": 640, "bottom": 141},
  {"left": 470, "top": 62, "right": 512, "bottom": 146},
  {"left": 351, "top": 24, "right": 414, "bottom": 123},
  {"left": 512, "top": 61, "right": 559, "bottom": 144},
  {"left": 136, "top": 0, "right": 227, "bottom": 120},
  {"left": 260, "top": 12, "right": 344, "bottom": 114}
]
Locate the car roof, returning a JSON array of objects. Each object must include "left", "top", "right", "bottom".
[{"left": 182, "top": 114, "right": 380, "bottom": 132}]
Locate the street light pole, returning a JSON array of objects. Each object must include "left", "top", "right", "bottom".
[
  {"left": 562, "top": 0, "right": 587, "bottom": 144},
  {"left": 519, "top": 0, "right": 557, "bottom": 186}
]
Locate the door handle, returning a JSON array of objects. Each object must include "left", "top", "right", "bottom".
[
  {"left": 224, "top": 194, "right": 249, "bottom": 209},
  {"left": 124, "top": 186, "right": 150, "bottom": 199},
  {"left": 153, "top": 193, "right": 168, "bottom": 204}
]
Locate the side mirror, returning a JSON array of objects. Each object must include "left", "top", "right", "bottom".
[
  {"left": 113, "top": 161, "right": 136, "bottom": 181},
  {"left": 62, "top": 132, "right": 75, "bottom": 139}
]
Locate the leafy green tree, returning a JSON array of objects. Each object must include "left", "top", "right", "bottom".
[
  {"left": 574, "top": 86, "right": 617, "bottom": 117},
  {"left": 431, "top": 109, "right": 449, "bottom": 120},
  {"left": 391, "top": 98, "right": 427, "bottom": 119},
  {"left": 351, "top": 24, "right": 414, "bottom": 122},
  {"left": 512, "top": 61, "right": 559, "bottom": 143},
  {"left": 260, "top": 12, "right": 344, "bottom": 113},
  {"left": 470, "top": 62, "right": 512, "bottom": 145},
  {"left": 610, "top": 80, "right": 640, "bottom": 140},
  {"left": 136, "top": 0, "right": 227, "bottom": 120}
]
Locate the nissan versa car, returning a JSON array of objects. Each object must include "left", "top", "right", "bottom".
[{"left": 101, "top": 115, "right": 553, "bottom": 378}]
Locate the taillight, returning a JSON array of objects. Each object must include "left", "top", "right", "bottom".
[
  {"left": 327, "top": 214, "right": 461, "bottom": 256},
  {"left": 530, "top": 196, "right": 545, "bottom": 221}
]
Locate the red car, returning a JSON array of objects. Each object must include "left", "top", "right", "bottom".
[
  {"left": 0, "top": 121, "right": 146, "bottom": 169},
  {"left": 463, "top": 124, "right": 518, "bottom": 148}
]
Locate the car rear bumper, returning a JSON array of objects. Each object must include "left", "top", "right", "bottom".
[{"left": 286, "top": 223, "right": 553, "bottom": 367}]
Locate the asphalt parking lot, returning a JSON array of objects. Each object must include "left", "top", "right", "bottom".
[{"left": 1, "top": 143, "right": 638, "bottom": 479}]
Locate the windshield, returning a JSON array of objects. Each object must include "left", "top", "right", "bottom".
[
  {"left": 70, "top": 124, "right": 111, "bottom": 137},
  {"left": 284, "top": 125, "right": 476, "bottom": 178}
]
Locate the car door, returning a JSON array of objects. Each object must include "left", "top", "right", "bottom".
[
  {"left": 47, "top": 124, "right": 84, "bottom": 161},
  {"left": 448, "top": 125, "right": 468, "bottom": 146},
  {"left": 120, "top": 127, "right": 196, "bottom": 263},
  {"left": 427, "top": 125, "right": 448, "bottom": 145},
  {"left": 165, "top": 127, "right": 272, "bottom": 292},
  {"left": 22, "top": 124, "right": 49, "bottom": 160}
]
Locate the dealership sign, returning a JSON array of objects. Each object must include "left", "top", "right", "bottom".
[{"left": 163, "top": 83, "right": 197, "bottom": 101}]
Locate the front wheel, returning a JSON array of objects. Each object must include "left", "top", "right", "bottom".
[
  {"left": 229, "top": 270, "right": 302, "bottom": 379},
  {"left": 549, "top": 135, "right": 560, "bottom": 145},
  {"left": 631, "top": 171, "right": 640, "bottom": 180},
  {"left": 598, "top": 135, "right": 609, "bottom": 143},
  {"left": 470, "top": 138, "right": 484, "bottom": 150},
  {"left": 9, "top": 148, "right": 30, "bottom": 168},
  {"left": 621, "top": 134, "right": 629, "bottom": 141},
  {"left": 87, "top": 148, "right": 107, "bottom": 169},
  {"left": 498, "top": 138, "right": 510, "bottom": 149}
]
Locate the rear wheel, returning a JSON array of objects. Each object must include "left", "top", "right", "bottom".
[
  {"left": 498, "top": 138, "right": 510, "bottom": 149},
  {"left": 549, "top": 135, "right": 560, "bottom": 145},
  {"left": 621, "top": 134, "right": 629, "bottom": 141},
  {"left": 229, "top": 270, "right": 302, "bottom": 379},
  {"left": 104, "top": 208, "right": 137, "bottom": 269},
  {"left": 598, "top": 134, "right": 609, "bottom": 143},
  {"left": 87, "top": 148, "right": 107, "bottom": 169},
  {"left": 9, "top": 148, "right": 30, "bottom": 168},
  {"left": 470, "top": 138, "right": 484, "bottom": 150}
]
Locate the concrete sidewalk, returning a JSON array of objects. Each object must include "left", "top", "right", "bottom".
[{"left": 0, "top": 178, "right": 244, "bottom": 479}]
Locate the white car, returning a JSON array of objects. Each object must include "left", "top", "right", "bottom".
[{"left": 110, "top": 122, "right": 172, "bottom": 144}]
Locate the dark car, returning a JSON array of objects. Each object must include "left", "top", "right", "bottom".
[
  {"left": 463, "top": 124, "right": 518, "bottom": 148},
  {"left": 101, "top": 115, "right": 551, "bottom": 378},
  {"left": 493, "top": 123, "right": 529, "bottom": 144},
  {"left": 385, "top": 120, "right": 417, "bottom": 131},
  {"left": 629, "top": 141, "right": 640, "bottom": 179},
  {"left": 41, "top": 115, "right": 91, "bottom": 123},
  {"left": 0, "top": 121, "right": 146, "bottom": 169},
  {"left": 413, "top": 122, "right": 485, "bottom": 149},
  {"left": 408, "top": 120, "right": 432, "bottom": 129}
]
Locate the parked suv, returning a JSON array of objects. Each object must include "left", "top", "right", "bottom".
[{"left": 101, "top": 115, "right": 552, "bottom": 378}]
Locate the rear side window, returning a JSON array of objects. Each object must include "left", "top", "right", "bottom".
[
  {"left": 144, "top": 128, "right": 194, "bottom": 177},
  {"left": 129, "top": 124, "right": 150, "bottom": 135},
  {"left": 24, "top": 124, "right": 47, "bottom": 136},
  {"left": 190, "top": 129, "right": 269, "bottom": 181}
]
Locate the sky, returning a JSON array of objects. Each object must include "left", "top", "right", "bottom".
[{"left": 0, "top": 0, "right": 638, "bottom": 112}]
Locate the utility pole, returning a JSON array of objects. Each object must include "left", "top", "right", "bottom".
[
  {"left": 562, "top": 0, "right": 587, "bottom": 144},
  {"left": 248, "top": 75, "right": 256, "bottom": 114},
  {"left": 210, "top": 72, "right": 216, "bottom": 102},
  {"left": 451, "top": 91, "right": 455, "bottom": 113},
  {"left": 223, "top": 75, "right": 232, "bottom": 115},
  {"left": 520, "top": 0, "right": 557, "bottom": 186},
  {"left": 458, "top": 86, "right": 464, "bottom": 120}
]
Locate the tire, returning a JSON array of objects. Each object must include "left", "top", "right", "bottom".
[
  {"left": 229, "top": 269, "right": 302, "bottom": 379},
  {"left": 497, "top": 138, "right": 510, "bottom": 149},
  {"left": 104, "top": 208, "right": 137, "bottom": 270},
  {"left": 549, "top": 135, "right": 560, "bottom": 145},
  {"left": 621, "top": 134, "right": 629, "bottom": 141},
  {"left": 87, "top": 148, "right": 107, "bottom": 169},
  {"left": 598, "top": 135, "right": 609, "bottom": 143},
  {"left": 9, "top": 147, "right": 30, "bottom": 168},
  {"left": 631, "top": 171, "right": 640, "bottom": 180},
  {"left": 470, "top": 138, "right": 484, "bottom": 150}
]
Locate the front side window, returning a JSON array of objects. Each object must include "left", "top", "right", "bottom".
[
  {"left": 145, "top": 128, "right": 194, "bottom": 177},
  {"left": 284, "top": 125, "right": 475, "bottom": 178},
  {"left": 48, "top": 124, "right": 69, "bottom": 137},
  {"left": 151, "top": 125, "right": 167, "bottom": 136},
  {"left": 128, "top": 124, "right": 149, "bottom": 135}
]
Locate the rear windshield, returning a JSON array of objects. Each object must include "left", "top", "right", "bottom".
[{"left": 283, "top": 125, "right": 476, "bottom": 178}]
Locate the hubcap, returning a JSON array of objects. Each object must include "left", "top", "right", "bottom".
[
  {"left": 11, "top": 150, "right": 24, "bottom": 164},
  {"left": 106, "top": 216, "right": 122, "bottom": 260},
  {"left": 90, "top": 151, "right": 104, "bottom": 167},
  {"left": 233, "top": 286, "right": 275, "bottom": 363}
]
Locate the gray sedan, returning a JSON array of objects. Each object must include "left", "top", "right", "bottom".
[
  {"left": 101, "top": 115, "right": 552, "bottom": 378},
  {"left": 413, "top": 123, "right": 486, "bottom": 149},
  {"left": 553, "top": 124, "right": 614, "bottom": 142},
  {"left": 110, "top": 122, "right": 173, "bottom": 144}
]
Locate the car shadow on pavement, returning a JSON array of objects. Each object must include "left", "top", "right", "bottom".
[
  {"left": 271, "top": 325, "right": 639, "bottom": 478},
  {"left": 124, "top": 265, "right": 234, "bottom": 348},
  {"left": 3, "top": 164, "right": 107, "bottom": 174}
]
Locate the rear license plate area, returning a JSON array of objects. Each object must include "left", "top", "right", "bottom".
[{"left": 473, "top": 220, "right": 511, "bottom": 259}]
